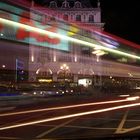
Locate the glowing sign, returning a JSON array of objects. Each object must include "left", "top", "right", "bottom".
[
  {"left": 92, "top": 31, "right": 119, "bottom": 49},
  {"left": 1, "top": 17, "right": 140, "bottom": 60},
  {"left": 0, "top": 2, "right": 69, "bottom": 51},
  {"left": 16, "top": 59, "right": 25, "bottom": 82}
]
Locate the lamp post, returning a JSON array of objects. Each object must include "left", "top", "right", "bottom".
[{"left": 60, "top": 64, "right": 69, "bottom": 83}]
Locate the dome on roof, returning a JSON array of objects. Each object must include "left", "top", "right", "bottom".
[
  {"left": 73, "top": 1, "right": 82, "bottom": 8},
  {"left": 46, "top": 0, "right": 95, "bottom": 8},
  {"left": 61, "top": 0, "right": 70, "bottom": 8},
  {"left": 49, "top": 0, "right": 58, "bottom": 8}
]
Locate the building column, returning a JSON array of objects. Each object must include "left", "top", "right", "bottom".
[
  {"left": 94, "top": 75, "right": 102, "bottom": 86},
  {"left": 53, "top": 73, "right": 57, "bottom": 82},
  {"left": 74, "top": 74, "right": 78, "bottom": 83}
]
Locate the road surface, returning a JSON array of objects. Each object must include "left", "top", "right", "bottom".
[{"left": 0, "top": 94, "right": 140, "bottom": 139}]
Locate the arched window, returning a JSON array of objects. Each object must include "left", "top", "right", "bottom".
[
  {"left": 89, "top": 15, "right": 94, "bottom": 22},
  {"left": 63, "top": 14, "right": 68, "bottom": 21},
  {"left": 61, "top": 0, "right": 70, "bottom": 8},
  {"left": 76, "top": 15, "right": 81, "bottom": 21},
  {"left": 74, "top": 1, "right": 82, "bottom": 8},
  {"left": 49, "top": 1, "right": 57, "bottom": 8},
  {"left": 36, "top": 68, "right": 53, "bottom": 77}
]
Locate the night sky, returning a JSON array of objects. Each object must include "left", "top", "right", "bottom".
[
  {"left": 34, "top": 0, "right": 140, "bottom": 44},
  {"left": 98, "top": 0, "right": 140, "bottom": 45}
]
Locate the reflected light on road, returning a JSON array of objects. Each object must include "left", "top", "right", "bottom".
[
  {"left": 127, "top": 96, "right": 140, "bottom": 101},
  {"left": 0, "top": 96, "right": 139, "bottom": 117},
  {"left": 1, "top": 101, "right": 140, "bottom": 130}
]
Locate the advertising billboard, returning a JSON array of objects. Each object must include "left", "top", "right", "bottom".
[{"left": 0, "top": 2, "right": 69, "bottom": 51}]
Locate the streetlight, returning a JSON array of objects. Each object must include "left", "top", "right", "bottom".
[
  {"left": 2, "top": 65, "right": 6, "bottom": 68},
  {"left": 60, "top": 64, "right": 69, "bottom": 83}
]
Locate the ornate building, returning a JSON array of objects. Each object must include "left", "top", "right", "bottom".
[
  {"left": 28, "top": 0, "right": 105, "bottom": 84},
  {"left": 35, "top": 0, "right": 104, "bottom": 30},
  {"left": 0, "top": 0, "right": 104, "bottom": 84},
  {"left": 1, "top": 0, "right": 140, "bottom": 88}
]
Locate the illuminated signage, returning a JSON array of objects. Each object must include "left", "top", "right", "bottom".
[
  {"left": 38, "top": 79, "right": 52, "bottom": 83},
  {"left": 92, "top": 31, "right": 120, "bottom": 49},
  {"left": 16, "top": 59, "right": 25, "bottom": 82},
  {"left": 0, "top": 2, "right": 69, "bottom": 51}
]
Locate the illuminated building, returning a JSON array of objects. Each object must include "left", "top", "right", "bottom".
[
  {"left": 28, "top": 0, "right": 105, "bottom": 85},
  {"left": 35, "top": 0, "right": 104, "bottom": 30},
  {"left": 1, "top": 0, "right": 140, "bottom": 89}
]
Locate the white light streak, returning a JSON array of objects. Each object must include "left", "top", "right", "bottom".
[
  {"left": 119, "top": 94, "right": 130, "bottom": 97},
  {"left": 0, "top": 18, "right": 140, "bottom": 60},
  {"left": 0, "top": 96, "right": 138, "bottom": 117},
  {"left": 53, "top": 55, "right": 56, "bottom": 62},
  {"left": 31, "top": 55, "right": 34, "bottom": 62},
  {"left": 1, "top": 102, "right": 140, "bottom": 130},
  {"left": 36, "top": 69, "right": 40, "bottom": 74},
  {"left": 74, "top": 56, "right": 77, "bottom": 62},
  {"left": 126, "top": 96, "right": 140, "bottom": 101}
]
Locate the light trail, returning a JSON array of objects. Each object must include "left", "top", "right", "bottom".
[
  {"left": 1, "top": 18, "right": 140, "bottom": 60},
  {"left": 119, "top": 94, "right": 130, "bottom": 97},
  {"left": 0, "top": 96, "right": 138, "bottom": 117},
  {"left": 127, "top": 96, "right": 140, "bottom": 101},
  {"left": 1, "top": 101, "right": 140, "bottom": 130}
]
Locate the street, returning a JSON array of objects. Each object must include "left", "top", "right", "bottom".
[{"left": 0, "top": 94, "right": 140, "bottom": 139}]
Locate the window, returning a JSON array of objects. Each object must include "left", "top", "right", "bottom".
[
  {"left": 89, "top": 15, "right": 94, "bottom": 22},
  {"left": 63, "top": 14, "right": 68, "bottom": 21},
  {"left": 76, "top": 15, "right": 81, "bottom": 21},
  {"left": 74, "top": 1, "right": 82, "bottom": 8},
  {"left": 49, "top": 1, "right": 57, "bottom": 8},
  {"left": 61, "top": 1, "right": 70, "bottom": 8}
]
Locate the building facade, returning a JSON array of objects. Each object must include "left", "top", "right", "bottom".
[
  {"left": 1, "top": 0, "right": 140, "bottom": 89},
  {"left": 29, "top": 0, "right": 105, "bottom": 85}
]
